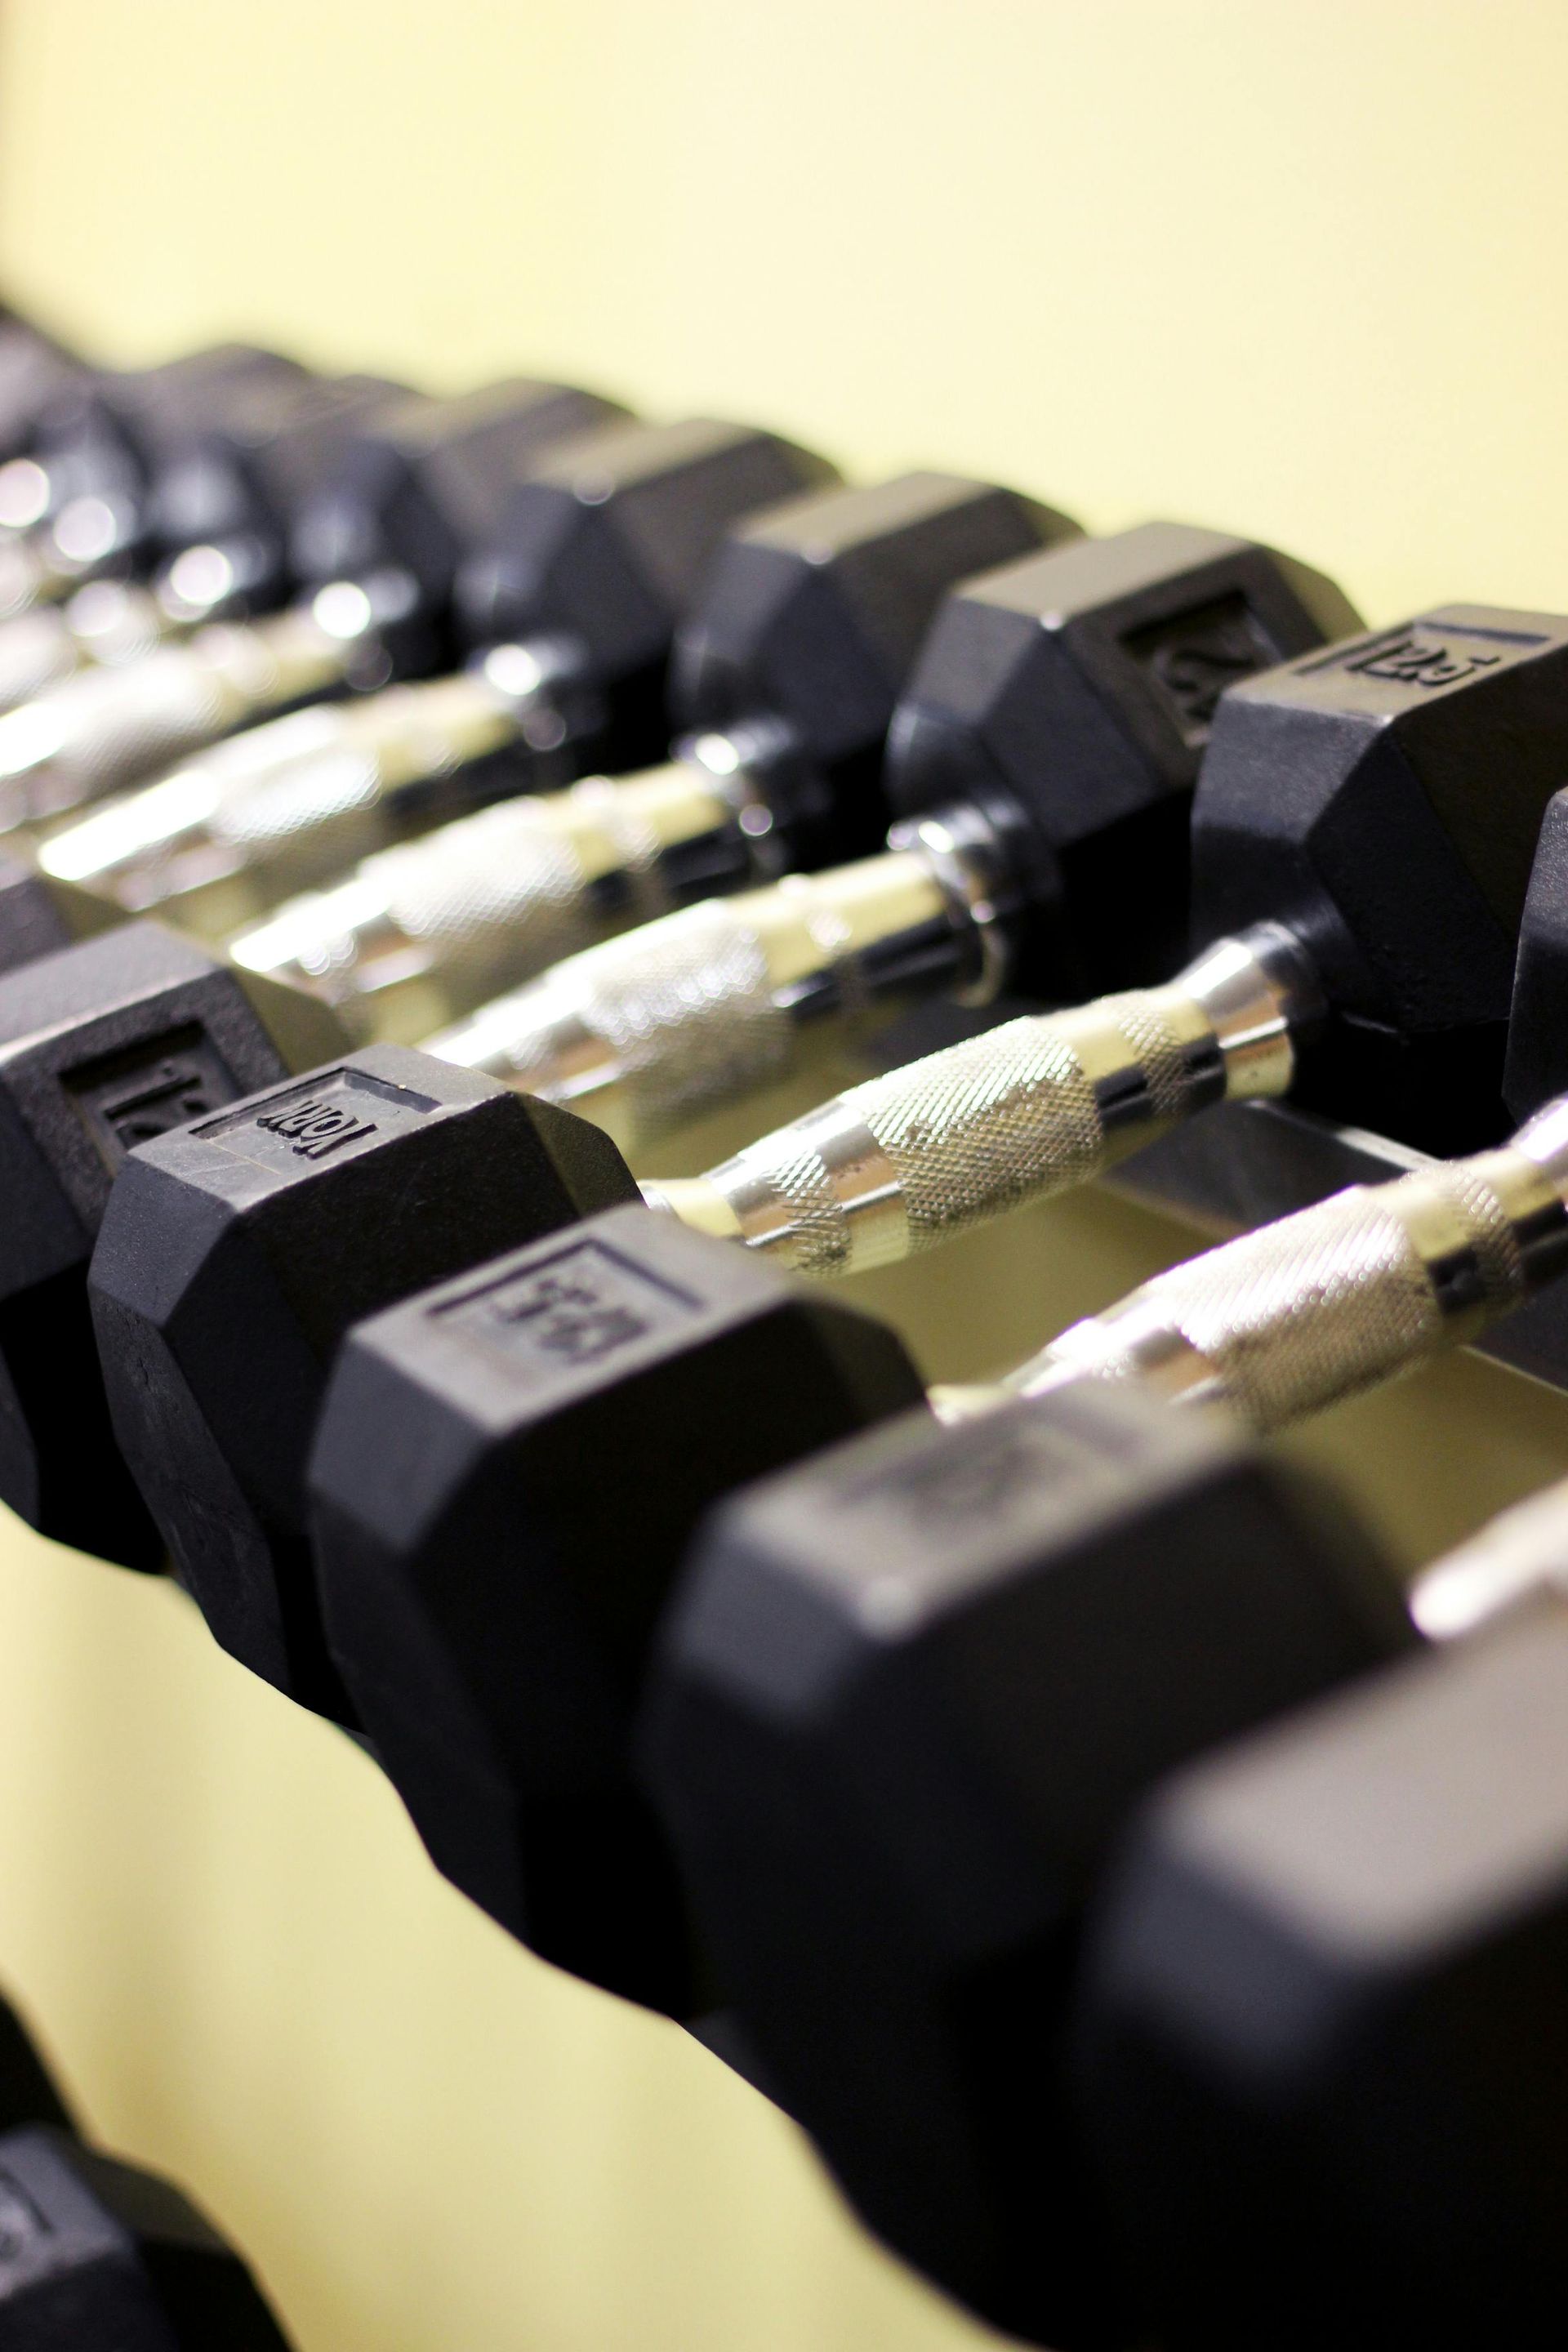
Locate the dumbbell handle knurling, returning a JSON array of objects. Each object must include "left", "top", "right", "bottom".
[
  {"left": 0, "top": 606, "right": 352, "bottom": 829},
  {"left": 645, "top": 924, "right": 1320, "bottom": 1274},
  {"left": 1009, "top": 1096, "right": 1568, "bottom": 1433}
]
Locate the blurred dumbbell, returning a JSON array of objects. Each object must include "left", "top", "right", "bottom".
[
  {"left": 421, "top": 522, "right": 1355, "bottom": 1145},
  {"left": 0, "top": 370, "right": 408, "bottom": 718},
  {"left": 0, "top": 301, "right": 87, "bottom": 473},
  {"left": 0, "top": 376, "right": 623, "bottom": 831},
  {"left": 0, "top": 1984, "right": 288, "bottom": 2345},
  {"left": 1077, "top": 1477, "right": 1568, "bottom": 2351},
  {"left": 0, "top": 343, "right": 305, "bottom": 618},
  {"left": 633, "top": 604, "right": 1568, "bottom": 1285},
  {"left": 38, "top": 413, "right": 843, "bottom": 951},
  {"left": 638, "top": 1099, "right": 1568, "bottom": 2338}
]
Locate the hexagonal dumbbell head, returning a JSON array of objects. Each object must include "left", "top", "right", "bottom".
[
  {"left": 309, "top": 1202, "right": 925, "bottom": 2013},
  {"left": 89, "top": 1047, "right": 641, "bottom": 1722},
  {"left": 458, "top": 415, "right": 838, "bottom": 779},
  {"left": 0, "top": 1989, "right": 71, "bottom": 2133},
  {"left": 288, "top": 378, "right": 628, "bottom": 675},
  {"left": 0, "top": 922, "right": 348, "bottom": 1572},
  {"left": 0, "top": 845, "right": 122, "bottom": 974},
  {"left": 1503, "top": 782, "right": 1568, "bottom": 1121},
  {"left": 144, "top": 372, "right": 407, "bottom": 620},
  {"left": 884, "top": 522, "right": 1362, "bottom": 1000},
  {"left": 669, "top": 472, "right": 1078, "bottom": 866},
  {"left": 0, "top": 2126, "right": 290, "bottom": 2347},
  {"left": 1077, "top": 1605, "right": 1568, "bottom": 2352},
  {"left": 1192, "top": 606, "right": 1568, "bottom": 1152},
  {"left": 639, "top": 1383, "right": 1414, "bottom": 2348}
]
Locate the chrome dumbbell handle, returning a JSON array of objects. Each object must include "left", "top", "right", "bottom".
[
  {"left": 646, "top": 924, "right": 1316, "bottom": 1274},
  {"left": 1011, "top": 1097, "right": 1568, "bottom": 1432},
  {"left": 434, "top": 840, "right": 976, "bottom": 1138},
  {"left": 0, "top": 604, "right": 351, "bottom": 829}
]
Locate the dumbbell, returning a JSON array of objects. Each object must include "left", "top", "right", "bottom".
[
  {"left": 0, "top": 370, "right": 410, "bottom": 719},
  {"left": 51, "top": 466, "right": 1060, "bottom": 1013},
  {"left": 626, "top": 604, "right": 1568, "bottom": 1291},
  {"left": 637, "top": 1096, "right": 1568, "bottom": 2341},
  {"left": 39, "top": 415, "right": 844, "bottom": 951},
  {"left": 0, "top": 306, "right": 87, "bottom": 475},
  {"left": 0, "top": 376, "right": 623, "bottom": 833},
  {"left": 278, "top": 1071, "right": 1568, "bottom": 2027},
  {"left": 0, "top": 1984, "right": 288, "bottom": 2345},
  {"left": 412, "top": 522, "right": 1356, "bottom": 1141},
  {"left": 0, "top": 922, "right": 347, "bottom": 1580},
  {"left": 0, "top": 343, "right": 305, "bottom": 617},
  {"left": 1076, "top": 1479, "right": 1568, "bottom": 2352}
]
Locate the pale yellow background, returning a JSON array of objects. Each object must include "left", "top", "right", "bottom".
[{"left": 0, "top": 6, "right": 1565, "bottom": 2347}]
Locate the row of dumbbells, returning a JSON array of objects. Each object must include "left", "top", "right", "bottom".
[{"left": 2, "top": 305, "right": 1568, "bottom": 2348}]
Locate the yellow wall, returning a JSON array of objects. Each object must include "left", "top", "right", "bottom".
[{"left": 0, "top": 6, "right": 1566, "bottom": 2347}]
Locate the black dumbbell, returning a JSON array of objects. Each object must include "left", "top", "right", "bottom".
[
  {"left": 0, "top": 1985, "right": 73, "bottom": 2134},
  {"left": 0, "top": 1982, "right": 289, "bottom": 2344},
  {"left": 639, "top": 1092, "right": 1568, "bottom": 2347},
  {"left": 292, "top": 1075, "right": 1568, "bottom": 2020},
  {"left": 0, "top": 305, "right": 87, "bottom": 474},
  {"left": 0, "top": 376, "right": 625, "bottom": 832},
  {"left": 0, "top": 372, "right": 409, "bottom": 720},
  {"left": 0, "top": 2126, "right": 292, "bottom": 2345},
  {"left": 0, "top": 921, "right": 347, "bottom": 1595},
  {"left": 1503, "top": 778, "right": 1568, "bottom": 1123},
  {"left": 1076, "top": 1481, "right": 1568, "bottom": 2352},
  {"left": 633, "top": 604, "right": 1568, "bottom": 1294},
  {"left": 421, "top": 522, "right": 1357, "bottom": 1140},
  {"left": 0, "top": 344, "right": 306, "bottom": 609},
  {"left": 41, "top": 413, "right": 842, "bottom": 947}
]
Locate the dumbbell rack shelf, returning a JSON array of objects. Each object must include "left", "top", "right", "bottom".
[{"left": 1108, "top": 1101, "right": 1568, "bottom": 1396}]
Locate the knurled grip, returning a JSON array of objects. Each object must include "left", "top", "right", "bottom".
[
  {"left": 339, "top": 803, "right": 599, "bottom": 996},
  {"left": 475, "top": 896, "right": 793, "bottom": 1129},
  {"left": 0, "top": 608, "right": 82, "bottom": 712},
  {"left": 699, "top": 988, "right": 1220, "bottom": 1275},
  {"left": 0, "top": 609, "right": 347, "bottom": 827},
  {"left": 1026, "top": 1164, "right": 1532, "bottom": 1432}
]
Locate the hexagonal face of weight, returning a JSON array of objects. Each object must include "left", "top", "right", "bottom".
[
  {"left": 0, "top": 921, "right": 347, "bottom": 1570},
  {"left": 1504, "top": 783, "right": 1568, "bottom": 1119},
  {"left": 668, "top": 473, "right": 1078, "bottom": 861},
  {"left": 1078, "top": 1607, "right": 1568, "bottom": 2352},
  {"left": 288, "top": 379, "right": 626, "bottom": 632},
  {"left": 0, "top": 1993, "right": 71, "bottom": 2133},
  {"left": 310, "top": 1202, "right": 925, "bottom": 2014},
  {"left": 1192, "top": 604, "right": 1568, "bottom": 1148},
  {"left": 0, "top": 2127, "right": 290, "bottom": 2349},
  {"left": 640, "top": 1383, "right": 1413, "bottom": 2348},
  {"left": 470, "top": 416, "right": 837, "bottom": 684},
  {"left": 88, "top": 1045, "right": 639, "bottom": 1722},
  {"left": 884, "top": 523, "right": 1362, "bottom": 998},
  {"left": 0, "top": 849, "right": 123, "bottom": 976}
]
